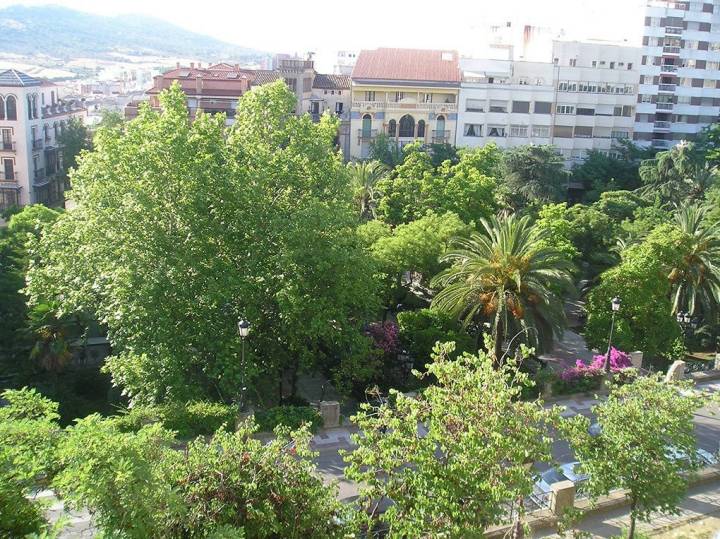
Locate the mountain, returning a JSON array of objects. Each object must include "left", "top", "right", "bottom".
[{"left": 0, "top": 4, "right": 266, "bottom": 61}]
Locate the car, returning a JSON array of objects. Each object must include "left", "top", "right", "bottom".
[
  {"left": 534, "top": 461, "right": 589, "bottom": 495},
  {"left": 666, "top": 446, "right": 718, "bottom": 467}
]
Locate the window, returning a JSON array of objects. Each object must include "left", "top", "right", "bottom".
[
  {"left": 610, "top": 62, "right": 615, "bottom": 69},
  {"left": 677, "top": 95, "right": 692, "bottom": 104},
  {"left": 335, "top": 102, "right": 343, "bottom": 114},
  {"left": 303, "top": 77, "right": 311, "bottom": 92},
  {"left": 641, "top": 94, "right": 653, "bottom": 103},
  {"left": 553, "top": 125, "right": 573, "bottom": 138},
  {"left": 463, "top": 123, "right": 482, "bottom": 137},
  {"left": 364, "top": 91, "right": 375, "bottom": 101},
  {"left": 398, "top": 114, "right": 415, "bottom": 137},
  {"left": 388, "top": 119, "right": 396, "bottom": 137},
  {"left": 487, "top": 125, "right": 506, "bottom": 137},
  {"left": 27, "top": 95, "right": 33, "bottom": 120},
  {"left": 6, "top": 96, "right": 17, "bottom": 121},
  {"left": 284, "top": 78, "right": 297, "bottom": 92},
  {"left": 556, "top": 105, "right": 575, "bottom": 115},
  {"left": 569, "top": 58, "right": 577, "bottom": 67},
  {"left": 510, "top": 125, "right": 528, "bottom": 137},
  {"left": 534, "top": 101, "right": 552, "bottom": 114},
  {"left": 466, "top": 99, "right": 485, "bottom": 112},
  {"left": 704, "top": 79, "right": 716, "bottom": 88},
  {"left": 532, "top": 125, "right": 550, "bottom": 138},
  {"left": 423, "top": 93, "right": 432, "bottom": 103},
  {"left": 0, "top": 97, "right": 3, "bottom": 120},
  {"left": 613, "top": 105, "right": 633, "bottom": 117},
  {"left": 576, "top": 107, "right": 595, "bottom": 116},
  {"left": 574, "top": 126, "right": 593, "bottom": 138},
  {"left": 394, "top": 92, "right": 405, "bottom": 102},
  {"left": 511, "top": 101, "right": 530, "bottom": 113},
  {"left": 628, "top": 63, "right": 633, "bottom": 70},
  {"left": 489, "top": 100, "right": 507, "bottom": 112},
  {"left": 592, "top": 60, "right": 597, "bottom": 67},
  {"left": 417, "top": 119, "right": 426, "bottom": 138},
  {"left": 362, "top": 114, "right": 372, "bottom": 137}
]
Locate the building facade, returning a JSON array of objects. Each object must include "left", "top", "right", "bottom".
[
  {"left": 635, "top": 0, "right": 720, "bottom": 149},
  {"left": 350, "top": 48, "right": 461, "bottom": 159},
  {"left": 0, "top": 69, "right": 86, "bottom": 211},
  {"left": 456, "top": 40, "right": 641, "bottom": 163}
]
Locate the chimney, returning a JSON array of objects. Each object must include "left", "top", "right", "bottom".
[
  {"left": 190, "top": 62, "right": 195, "bottom": 69},
  {"left": 196, "top": 75, "right": 203, "bottom": 93}
]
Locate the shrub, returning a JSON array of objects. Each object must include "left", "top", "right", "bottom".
[
  {"left": 553, "top": 349, "right": 632, "bottom": 395},
  {"left": 396, "top": 308, "right": 474, "bottom": 369},
  {"left": 113, "top": 401, "right": 238, "bottom": 438},
  {"left": 366, "top": 321, "right": 400, "bottom": 355},
  {"left": 255, "top": 405, "right": 323, "bottom": 433}
]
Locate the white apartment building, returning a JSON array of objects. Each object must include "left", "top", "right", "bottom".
[
  {"left": 635, "top": 0, "right": 720, "bottom": 149},
  {"left": 0, "top": 69, "right": 86, "bottom": 211},
  {"left": 456, "top": 40, "right": 641, "bottom": 163}
]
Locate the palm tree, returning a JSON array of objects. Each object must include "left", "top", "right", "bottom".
[
  {"left": 431, "top": 214, "right": 574, "bottom": 364},
  {"left": 669, "top": 203, "right": 720, "bottom": 319},
  {"left": 347, "top": 160, "right": 387, "bottom": 221}
]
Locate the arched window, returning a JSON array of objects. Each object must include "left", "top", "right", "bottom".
[
  {"left": 388, "top": 119, "right": 396, "bottom": 137},
  {"left": 27, "top": 95, "right": 33, "bottom": 119},
  {"left": 32, "top": 95, "right": 38, "bottom": 119},
  {"left": 436, "top": 115, "right": 446, "bottom": 133},
  {"left": 0, "top": 97, "right": 4, "bottom": 120},
  {"left": 417, "top": 119, "right": 426, "bottom": 138},
  {"left": 399, "top": 114, "right": 415, "bottom": 138},
  {"left": 362, "top": 114, "right": 372, "bottom": 137},
  {"left": 6, "top": 96, "right": 17, "bottom": 120}
]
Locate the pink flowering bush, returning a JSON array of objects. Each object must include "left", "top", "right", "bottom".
[
  {"left": 366, "top": 321, "right": 400, "bottom": 356},
  {"left": 554, "top": 348, "right": 632, "bottom": 395},
  {"left": 588, "top": 348, "right": 632, "bottom": 371}
]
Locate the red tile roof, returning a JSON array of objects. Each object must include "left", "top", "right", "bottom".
[
  {"left": 312, "top": 73, "right": 350, "bottom": 89},
  {"left": 351, "top": 48, "right": 461, "bottom": 84}
]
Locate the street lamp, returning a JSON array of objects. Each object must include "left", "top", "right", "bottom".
[
  {"left": 676, "top": 311, "right": 699, "bottom": 346},
  {"left": 604, "top": 297, "right": 621, "bottom": 374},
  {"left": 237, "top": 319, "right": 250, "bottom": 408}
]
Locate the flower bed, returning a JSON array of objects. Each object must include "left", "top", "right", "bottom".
[{"left": 552, "top": 348, "right": 632, "bottom": 395}]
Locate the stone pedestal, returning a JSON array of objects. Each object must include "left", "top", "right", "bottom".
[
  {"left": 630, "top": 351, "right": 644, "bottom": 369},
  {"left": 550, "top": 480, "right": 576, "bottom": 516},
  {"left": 714, "top": 353, "right": 720, "bottom": 371},
  {"left": 665, "top": 360, "right": 686, "bottom": 383},
  {"left": 319, "top": 401, "right": 340, "bottom": 428}
]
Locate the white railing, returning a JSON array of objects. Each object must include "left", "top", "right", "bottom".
[
  {"left": 665, "top": 26, "right": 683, "bottom": 35},
  {"left": 657, "top": 102, "right": 674, "bottom": 110},
  {"left": 660, "top": 64, "right": 678, "bottom": 72},
  {"left": 352, "top": 101, "right": 458, "bottom": 112},
  {"left": 659, "top": 83, "right": 677, "bottom": 92},
  {"left": 654, "top": 121, "right": 672, "bottom": 129},
  {"left": 663, "top": 46, "right": 681, "bottom": 55}
]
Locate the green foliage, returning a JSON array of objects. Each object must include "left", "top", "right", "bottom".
[
  {"left": 533, "top": 203, "right": 580, "bottom": 263},
  {"left": 27, "top": 81, "right": 380, "bottom": 404},
  {"left": 567, "top": 204, "right": 618, "bottom": 278},
  {"left": 502, "top": 144, "right": 568, "bottom": 206},
  {"left": 368, "top": 133, "right": 403, "bottom": 169},
  {"left": 396, "top": 308, "right": 474, "bottom": 367},
  {"left": 346, "top": 160, "right": 387, "bottom": 221},
  {"left": 561, "top": 375, "right": 713, "bottom": 538},
  {"left": 0, "top": 388, "right": 61, "bottom": 536},
  {"left": 255, "top": 405, "right": 323, "bottom": 433},
  {"left": 594, "top": 190, "right": 647, "bottom": 222},
  {"left": 376, "top": 145, "right": 500, "bottom": 226},
  {"left": 343, "top": 343, "right": 560, "bottom": 537},
  {"left": 431, "top": 214, "right": 574, "bottom": 358},
  {"left": 572, "top": 146, "right": 644, "bottom": 201},
  {"left": 57, "top": 116, "right": 91, "bottom": 173},
  {"left": 551, "top": 372, "right": 603, "bottom": 395},
  {"left": 639, "top": 142, "right": 715, "bottom": 204},
  {"left": 585, "top": 225, "right": 686, "bottom": 357},
  {"left": 620, "top": 204, "right": 671, "bottom": 244},
  {"left": 114, "top": 400, "right": 238, "bottom": 438}
]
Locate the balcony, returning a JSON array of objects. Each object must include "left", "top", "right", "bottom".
[
  {"left": 654, "top": 121, "right": 672, "bottom": 131},
  {"left": 352, "top": 101, "right": 458, "bottom": 113},
  {"left": 32, "top": 139, "right": 44, "bottom": 150},
  {"left": 0, "top": 171, "right": 17, "bottom": 183},
  {"left": 0, "top": 141, "right": 15, "bottom": 152},
  {"left": 660, "top": 64, "right": 678, "bottom": 73},
  {"left": 665, "top": 26, "right": 683, "bottom": 35},
  {"left": 657, "top": 102, "right": 674, "bottom": 110},
  {"left": 33, "top": 168, "right": 46, "bottom": 183},
  {"left": 652, "top": 139, "right": 673, "bottom": 149},
  {"left": 432, "top": 130, "right": 450, "bottom": 143},
  {"left": 662, "top": 46, "right": 681, "bottom": 55},
  {"left": 658, "top": 83, "right": 677, "bottom": 93},
  {"left": 357, "top": 129, "right": 378, "bottom": 141}
]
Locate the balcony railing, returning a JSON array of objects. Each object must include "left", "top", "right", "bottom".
[
  {"left": 0, "top": 141, "right": 15, "bottom": 152},
  {"left": 654, "top": 121, "right": 672, "bottom": 130},
  {"left": 665, "top": 26, "right": 683, "bottom": 35},
  {"left": 432, "top": 130, "right": 450, "bottom": 143},
  {"left": 32, "top": 139, "right": 44, "bottom": 150},
  {"left": 658, "top": 83, "right": 677, "bottom": 92},
  {"left": 357, "top": 129, "right": 378, "bottom": 141},
  {"left": 352, "top": 101, "right": 458, "bottom": 112},
  {"left": 657, "top": 102, "right": 674, "bottom": 110},
  {"left": 662, "top": 46, "right": 681, "bottom": 55},
  {"left": 0, "top": 171, "right": 17, "bottom": 182},
  {"left": 660, "top": 64, "right": 678, "bottom": 73}
]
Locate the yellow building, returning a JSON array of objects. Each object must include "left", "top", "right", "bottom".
[{"left": 350, "top": 48, "right": 461, "bottom": 159}]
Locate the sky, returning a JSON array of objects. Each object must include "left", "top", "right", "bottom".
[{"left": 0, "top": 0, "right": 648, "bottom": 61}]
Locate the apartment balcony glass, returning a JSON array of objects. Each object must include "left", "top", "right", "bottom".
[
  {"left": 660, "top": 64, "right": 678, "bottom": 73},
  {"left": 656, "top": 102, "right": 674, "bottom": 110},
  {"left": 654, "top": 121, "right": 672, "bottom": 130},
  {"left": 658, "top": 83, "right": 677, "bottom": 92}
]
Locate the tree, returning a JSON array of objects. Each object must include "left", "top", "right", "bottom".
[
  {"left": 585, "top": 224, "right": 685, "bottom": 357},
  {"left": 343, "top": 343, "right": 560, "bottom": 537},
  {"left": 57, "top": 116, "right": 91, "bottom": 173},
  {"left": 572, "top": 142, "right": 649, "bottom": 201},
  {"left": 347, "top": 160, "right": 387, "bottom": 221},
  {"left": 669, "top": 203, "right": 720, "bottom": 318},
  {"left": 396, "top": 308, "right": 474, "bottom": 368},
  {"left": 532, "top": 203, "right": 580, "bottom": 263},
  {"left": 561, "top": 375, "right": 713, "bottom": 538},
  {"left": 368, "top": 133, "right": 403, "bottom": 169},
  {"left": 502, "top": 145, "right": 568, "bottom": 206},
  {"left": 26, "top": 81, "right": 380, "bottom": 405},
  {"left": 431, "top": 214, "right": 574, "bottom": 360}
]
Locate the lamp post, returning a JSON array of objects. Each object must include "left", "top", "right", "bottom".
[
  {"left": 676, "top": 311, "right": 698, "bottom": 346},
  {"left": 237, "top": 319, "right": 250, "bottom": 409},
  {"left": 604, "top": 297, "right": 621, "bottom": 374}
]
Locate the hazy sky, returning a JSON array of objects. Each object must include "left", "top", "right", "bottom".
[{"left": 1, "top": 0, "right": 648, "bottom": 54}]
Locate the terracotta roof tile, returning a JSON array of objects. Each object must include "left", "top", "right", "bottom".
[
  {"left": 312, "top": 73, "right": 350, "bottom": 89},
  {"left": 351, "top": 48, "right": 461, "bottom": 84}
]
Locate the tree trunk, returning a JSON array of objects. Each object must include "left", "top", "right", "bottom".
[
  {"left": 628, "top": 499, "right": 637, "bottom": 539},
  {"left": 493, "top": 322, "right": 504, "bottom": 368}
]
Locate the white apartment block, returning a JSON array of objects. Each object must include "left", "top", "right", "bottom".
[
  {"left": 456, "top": 41, "right": 641, "bottom": 164},
  {"left": 0, "top": 69, "right": 86, "bottom": 211},
  {"left": 635, "top": 0, "right": 720, "bottom": 149}
]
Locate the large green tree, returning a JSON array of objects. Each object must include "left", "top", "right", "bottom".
[
  {"left": 431, "top": 214, "right": 574, "bottom": 360},
  {"left": 57, "top": 116, "right": 92, "bottom": 173},
  {"left": 344, "top": 343, "right": 560, "bottom": 538},
  {"left": 26, "top": 81, "right": 380, "bottom": 405},
  {"left": 501, "top": 144, "right": 568, "bottom": 207},
  {"left": 561, "top": 375, "right": 713, "bottom": 539},
  {"left": 347, "top": 160, "right": 387, "bottom": 221}
]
